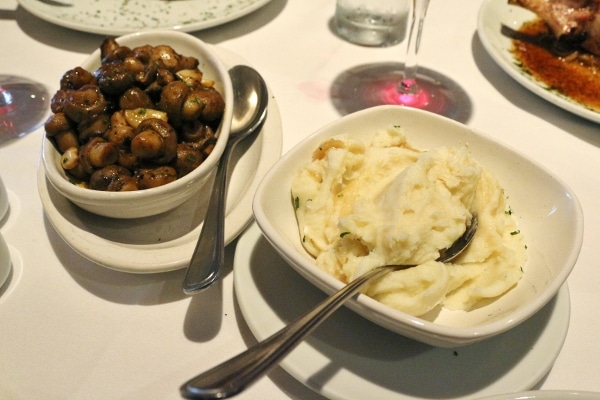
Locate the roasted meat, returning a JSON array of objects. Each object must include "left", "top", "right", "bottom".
[{"left": 509, "top": 0, "right": 600, "bottom": 55}]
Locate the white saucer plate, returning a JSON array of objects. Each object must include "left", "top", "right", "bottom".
[
  {"left": 0, "top": 233, "right": 11, "bottom": 290},
  {"left": 18, "top": 0, "right": 273, "bottom": 35},
  {"left": 37, "top": 47, "right": 282, "bottom": 274},
  {"left": 477, "top": 0, "right": 600, "bottom": 124},
  {"left": 477, "top": 391, "right": 600, "bottom": 400},
  {"left": 234, "top": 223, "right": 571, "bottom": 400}
]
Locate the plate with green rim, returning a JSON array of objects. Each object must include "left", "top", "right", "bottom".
[{"left": 18, "top": 0, "right": 273, "bottom": 35}]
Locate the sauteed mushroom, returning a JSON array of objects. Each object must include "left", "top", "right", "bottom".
[
  {"left": 60, "top": 67, "right": 96, "bottom": 90},
  {"left": 79, "top": 137, "right": 119, "bottom": 174},
  {"left": 159, "top": 82, "right": 225, "bottom": 125},
  {"left": 100, "top": 37, "right": 131, "bottom": 63},
  {"left": 104, "top": 122, "right": 135, "bottom": 148},
  {"left": 95, "top": 60, "right": 135, "bottom": 95},
  {"left": 131, "top": 118, "right": 177, "bottom": 164},
  {"left": 158, "top": 80, "right": 188, "bottom": 126},
  {"left": 180, "top": 120, "right": 216, "bottom": 144},
  {"left": 53, "top": 130, "right": 80, "bottom": 154},
  {"left": 62, "top": 85, "right": 107, "bottom": 123},
  {"left": 78, "top": 113, "right": 111, "bottom": 142},
  {"left": 45, "top": 112, "right": 73, "bottom": 136},
  {"left": 174, "top": 143, "right": 204, "bottom": 177},
  {"left": 137, "top": 166, "right": 178, "bottom": 189},
  {"left": 119, "top": 87, "right": 154, "bottom": 110},
  {"left": 45, "top": 37, "right": 225, "bottom": 191},
  {"left": 89, "top": 165, "right": 138, "bottom": 191}
]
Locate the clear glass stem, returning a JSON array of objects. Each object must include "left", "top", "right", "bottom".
[{"left": 399, "top": 0, "right": 431, "bottom": 94}]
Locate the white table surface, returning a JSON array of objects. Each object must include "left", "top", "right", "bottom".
[{"left": 1, "top": 0, "right": 599, "bottom": 399}]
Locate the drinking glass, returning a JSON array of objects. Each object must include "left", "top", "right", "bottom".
[
  {"left": 335, "top": 0, "right": 410, "bottom": 47},
  {"left": 0, "top": 75, "right": 50, "bottom": 141},
  {"left": 331, "top": 0, "right": 472, "bottom": 122}
]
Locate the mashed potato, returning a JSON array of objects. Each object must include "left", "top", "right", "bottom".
[{"left": 291, "top": 127, "right": 527, "bottom": 316}]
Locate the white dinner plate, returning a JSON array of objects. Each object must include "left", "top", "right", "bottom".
[
  {"left": 234, "top": 223, "right": 571, "bottom": 400},
  {"left": 37, "top": 46, "right": 282, "bottom": 274},
  {"left": 18, "top": 0, "right": 273, "bottom": 35},
  {"left": 477, "top": 0, "right": 600, "bottom": 124},
  {"left": 477, "top": 390, "right": 600, "bottom": 400},
  {"left": 0, "top": 233, "right": 11, "bottom": 290}
]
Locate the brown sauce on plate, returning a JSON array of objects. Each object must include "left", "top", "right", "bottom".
[{"left": 503, "top": 19, "right": 600, "bottom": 112}]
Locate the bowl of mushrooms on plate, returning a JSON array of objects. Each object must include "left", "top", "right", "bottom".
[{"left": 42, "top": 30, "right": 233, "bottom": 219}]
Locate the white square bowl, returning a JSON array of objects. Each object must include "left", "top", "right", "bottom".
[{"left": 253, "top": 105, "right": 583, "bottom": 347}]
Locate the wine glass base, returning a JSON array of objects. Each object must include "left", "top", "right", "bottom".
[
  {"left": 0, "top": 75, "right": 50, "bottom": 141},
  {"left": 330, "top": 63, "right": 472, "bottom": 122}
]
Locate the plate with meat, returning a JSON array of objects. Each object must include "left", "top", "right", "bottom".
[
  {"left": 18, "top": 0, "right": 273, "bottom": 35},
  {"left": 477, "top": 0, "right": 600, "bottom": 124}
]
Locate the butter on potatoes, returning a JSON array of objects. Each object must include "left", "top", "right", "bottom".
[{"left": 291, "top": 127, "right": 526, "bottom": 316}]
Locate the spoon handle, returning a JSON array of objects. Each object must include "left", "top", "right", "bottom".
[
  {"left": 182, "top": 141, "right": 234, "bottom": 294},
  {"left": 180, "top": 263, "right": 406, "bottom": 399},
  {"left": 181, "top": 215, "right": 477, "bottom": 398}
]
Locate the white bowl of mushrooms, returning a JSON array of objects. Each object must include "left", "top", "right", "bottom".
[{"left": 42, "top": 30, "right": 233, "bottom": 219}]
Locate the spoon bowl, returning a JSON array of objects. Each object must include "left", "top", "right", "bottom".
[
  {"left": 229, "top": 65, "right": 269, "bottom": 138},
  {"left": 182, "top": 65, "right": 268, "bottom": 294}
]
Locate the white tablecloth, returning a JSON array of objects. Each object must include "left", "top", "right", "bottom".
[{"left": 1, "top": 0, "right": 599, "bottom": 398}]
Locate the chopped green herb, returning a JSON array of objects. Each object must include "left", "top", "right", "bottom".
[
  {"left": 340, "top": 232, "right": 350, "bottom": 238},
  {"left": 294, "top": 196, "right": 300, "bottom": 210},
  {"left": 191, "top": 97, "right": 206, "bottom": 105},
  {"left": 510, "top": 230, "right": 521, "bottom": 235}
]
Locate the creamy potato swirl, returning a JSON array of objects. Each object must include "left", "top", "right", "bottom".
[{"left": 292, "top": 127, "right": 527, "bottom": 316}]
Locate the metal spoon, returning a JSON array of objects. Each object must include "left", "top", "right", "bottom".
[
  {"left": 181, "top": 215, "right": 478, "bottom": 398},
  {"left": 182, "top": 65, "right": 268, "bottom": 295}
]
